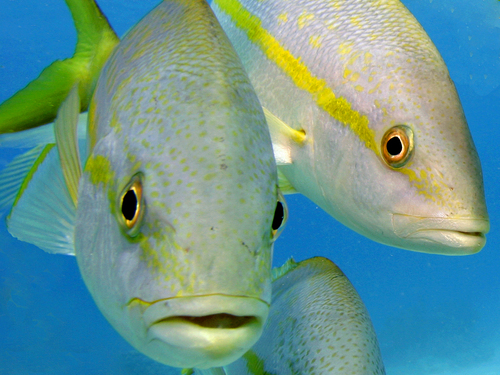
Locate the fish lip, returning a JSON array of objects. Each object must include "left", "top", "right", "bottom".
[
  {"left": 392, "top": 214, "right": 489, "bottom": 255},
  {"left": 142, "top": 294, "right": 269, "bottom": 328},
  {"left": 140, "top": 295, "right": 269, "bottom": 368}
]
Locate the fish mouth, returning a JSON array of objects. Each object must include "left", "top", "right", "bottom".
[
  {"left": 140, "top": 295, "right": 269, "bottom": 369},
  {"left": 392, "top": 214, "right": 489, "bottom": 255},
  {"left": 155, "top": 313, "right": 257, "bottom": 329}
]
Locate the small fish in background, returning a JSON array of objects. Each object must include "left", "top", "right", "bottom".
[
  {"left": 212, "top": 0, "right": 490, "bottom": 255},
  {"left": 192, "top": 257, "right": 385, "bottom": 375},
  {"left": 0, "top": 0, "right": 287, "bottom": 369}
]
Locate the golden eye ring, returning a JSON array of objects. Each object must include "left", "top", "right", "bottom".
[{"left": 381, "top": 125, "right": 414, "bottom": 168}]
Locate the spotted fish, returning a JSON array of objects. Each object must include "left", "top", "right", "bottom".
[
  {"left": 211, "top": 0, "right": 489, "bottom": 255},
  {"left": 193, "top": 257, "right": 385, "bottom": 374},
  {"left": 0, "top": 0, "right": 287, "bottom": 369}
]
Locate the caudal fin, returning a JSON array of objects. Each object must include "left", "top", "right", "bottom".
[{"left": 0, "top": 0, "right": 118, "bottom": 133}]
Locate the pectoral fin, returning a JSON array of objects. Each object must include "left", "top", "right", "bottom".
[
  {"left": 5, "top": 142, "right": 78, "bottom": 255},
  {"left": 0, "top": 0, "right": 118, "bottom": 133},
  {"left": 0, "top": 88, "right": 88, "bottom": 255},
  {"left": 54, "top": 85, "right": 82, "bottom": 207},
  {"left": 262, "top": 107, "right": 306, "bottom": 165}
]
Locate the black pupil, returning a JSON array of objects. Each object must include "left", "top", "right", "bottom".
[
  {"left": 122, "top": 189, "right": 138, "bottom": 221},
  {"left": 272, "top": 201, "right": 284, "bottom": 231},
  {"left": 386, "top": 136, "right": 403, "bottom": 156}
]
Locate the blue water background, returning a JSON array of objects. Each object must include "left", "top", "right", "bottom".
[{"left": 1, "top": 1, "right": 499, "bottom": 374}]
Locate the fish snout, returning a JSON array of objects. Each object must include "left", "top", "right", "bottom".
[
  {"left": 392, "top": 214, "right": 489, "bottom": 255},
  {"left": 141, "top": 295, "right": 269, "bottom": 369}
]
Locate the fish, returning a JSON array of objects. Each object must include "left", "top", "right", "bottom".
[
  {"left": 192, "top": 257, "right": 386, "bottom": 375},
  {"left": 0, "top": 0, "right": 287, "bottom": 369},
  {"left": 211, "top": 0, "right": 490, "bottom": 255}
]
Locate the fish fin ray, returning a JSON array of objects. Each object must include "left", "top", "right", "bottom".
[
  {"left": 0, "top": 145, "right": 47, "bottom": 212},
  {"left": 263, "top": 107, "right": 305, "bottom": 165},
  {"left": 0, "top": 0, "right": 118, "bottom": 133},
  {"left": 55, "top": 85, "right": 83, "bottom": 206},
  {"left": 7, "top": 145, "right": 77, "bottom": 255}
]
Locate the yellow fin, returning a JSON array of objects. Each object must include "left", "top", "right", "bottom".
[
  {"left": 0, "top": 0, "right": 118, "bottom": 133},
  {"left": 263, "top": 107, "right": 305, "bottom": 165},
  {"left": 54, "top": 85, "right": 83, "bottom": 207}
]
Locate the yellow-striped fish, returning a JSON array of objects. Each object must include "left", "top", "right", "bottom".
[
  {"left": 212, "top": 0, "right": 489, "bottom": 255},
  {"left": 193, "top": 257, "right": 385, "bottom": 374},
  {"left": 0, "top": 0, "right": 287, "bottom": 369}
]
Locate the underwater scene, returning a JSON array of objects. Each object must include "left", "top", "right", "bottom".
[{"left": 0, "top": 0, "right": 499, "bottom": 374}]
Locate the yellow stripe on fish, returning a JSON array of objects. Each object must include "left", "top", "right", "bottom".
[{"left": 214, "top": 0, "right": 378, "bottom": 155}]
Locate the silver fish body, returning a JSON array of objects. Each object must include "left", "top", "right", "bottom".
[
  {"left": 77, "top": 0, "right": 281, "bottom": 369},
  {"left": 212, "top": 0, "right": 489, "bottom": 254},
  {"left": 0, "top": 0, "right": 284, "bottom": 369}
]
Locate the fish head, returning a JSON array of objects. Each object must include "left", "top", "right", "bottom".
[
  {"left": 74, "top": 0, "right": 286, "bottom": 369},
  {"left": 312, "top": 13, "right": 489, "bottom": 255}
]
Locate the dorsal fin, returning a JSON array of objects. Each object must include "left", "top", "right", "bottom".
[{"left": 272, "top": 257, "right": 298, "bottom": 281}]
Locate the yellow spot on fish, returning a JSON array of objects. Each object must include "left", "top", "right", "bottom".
[
  {"left": 277, "top": 12, "right": 288, "bottom": 25},
  {"left": 297, "top": 11, "right": 314, "bottom": 29},
  {"left": 338, "top": 42, "right": 353, "bottom": 55},
  {"left": 85, "top": 155, "right": 115, "bottom": 186},
  {"left": 204, "top": 173, "right": 217, "bottom": 181},
  {"left": 350, "top": 16, "right": 362, "bottom": 28},
  {"left": 364, "top": 52, "right": 373, "bottom": 65},
  {"left": 309, "top": 35, "right": 322, "bottom": 48}
]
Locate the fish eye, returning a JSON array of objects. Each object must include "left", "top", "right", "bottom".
[
  {"left": 271, "top": 189, "right": 288, "bottom": 242},
  {"left": 119, "top": 174, "right": 144, "bottom": 236},
  {"left": 381, "top": 125, "right": 414, "bottom": 168}
]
